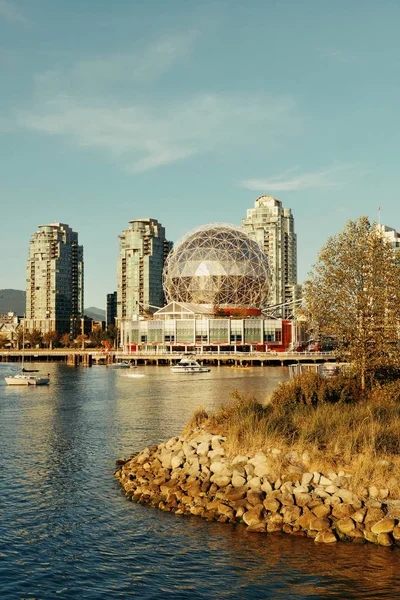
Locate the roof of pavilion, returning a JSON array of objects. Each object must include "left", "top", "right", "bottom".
[{"left": 153, "top": 301, "right": 214, "bottom": 318}]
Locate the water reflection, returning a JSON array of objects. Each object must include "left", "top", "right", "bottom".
[{"left": 0, "top": 364, "right": 399, "bottom": 599}]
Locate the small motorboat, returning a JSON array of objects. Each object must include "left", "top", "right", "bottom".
[
  {"left": 5, "top": 374, "right": 50, "bottom": 386},
  {"left": 108, "top": 361, "right": 131, "bottom": 369},
  {"left": 170, "top": 356, "right": 210, "bottom": 374}
]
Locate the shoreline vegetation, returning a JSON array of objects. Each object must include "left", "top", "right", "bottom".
[
  {"left": 192, "top": 373, "right": 400, "bottom": 496},
  {"left": 115, "top": 372, "right": 400, "bottom": 547}
]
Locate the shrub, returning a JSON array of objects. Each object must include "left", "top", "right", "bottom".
[
  {"left": 271, "top": 371, "right": 363, "bottom": 407},
  {"left": 367, "top": 380, "right": 400, "bottom": 404}
]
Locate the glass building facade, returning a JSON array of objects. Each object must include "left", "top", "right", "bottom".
[
  {"left": 119, "top": 302, "right": 289, "bottom": 352},
  {"left": 106, "top": 291, "right": 117, "bottom": 327}
]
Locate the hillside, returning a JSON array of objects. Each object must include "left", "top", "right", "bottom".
[
  {"left": 0, "top": 289, "right": 26, "bottom": 315},
  {"left": 84, "top": 307, "right": 106, "bottom": 321}
]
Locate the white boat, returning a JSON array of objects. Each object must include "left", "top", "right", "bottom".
[
  {"left": 108, "top": 361, "right": 131, "bottom": 369},
  {"left": 170, "top": 356, "right": 210, "bottom": 373},
  {"left": 4, "top": 323, "right": 50, "bottom": 386},
  {"left": 5, "top": 373, "right": 50, "bottom": 386}
]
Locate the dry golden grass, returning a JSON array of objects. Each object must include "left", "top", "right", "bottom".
[{"left": 184, "top": 374, "right": 400, "bottom": 498}]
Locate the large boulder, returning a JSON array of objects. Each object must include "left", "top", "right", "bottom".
[
  {"left": 371, "top": 518, "right": 396, "bottom": 534},
  {"left": 315, "top": 530, "right": 337, "bottom": 544},
  {"left": 310, "top": 517, "right": 331, "bottom": 531},
  {"left": 243, "top": 507, "right": 264, "bottom": 527},
  {"left": 336, "top": 518, "right": 355, "bottom": 535}
]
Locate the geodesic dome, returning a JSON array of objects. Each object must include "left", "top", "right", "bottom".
[{"left": 163, "top": 224, "right": 271, "bottom": 307}]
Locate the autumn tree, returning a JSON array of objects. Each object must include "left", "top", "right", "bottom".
[
  {"left": 60, "top": 333, "right": 71, "bottom": 347},
  {"left": 103, "top": 325, "right": 119, "bottom": 348},
  {"left": 304, "top": 217, "right": 400, "bottom": 390},
  {"left": 76, "top": 334, "right": 88, "bottom": 349},
  {"left": 43, "top": 330, "right": 59, "bottom": 350},
  {"left": 26, "top": 329, "right": 43, "bottom": 348},
  {"left": 15, "top": 329, "right": 24, "bottom": 349},
  {"left": 89, "top": 325, "right": 104, "bottom": 348}
]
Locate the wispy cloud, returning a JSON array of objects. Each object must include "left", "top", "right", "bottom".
[
  {"left": 17, "top": 93, "right": 300, "bottom": 173},
  {"left": 15, "top": 31, "right": 302, "bottom": 173},
  {"left": 242, "top": 165, "right": 354, "bottom": 192},
  {"left": 0, "top": 0, "right": 27, "bottom": 24},
  {"left": 34, "top": 31, "right": 199, "bottom": 91}
]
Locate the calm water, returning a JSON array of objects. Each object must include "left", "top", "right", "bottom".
[{"left": 0, "top": 363, "right": 399, "bottom": 599}]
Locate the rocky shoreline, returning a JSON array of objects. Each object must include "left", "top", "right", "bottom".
[{"left": 115, "top": 430, "right": 400, "bottom": 547}]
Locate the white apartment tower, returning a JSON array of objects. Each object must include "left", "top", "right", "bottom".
[
  {"left": 242, "top": 195, "right": 300, "bottom": 316},
  {"left": 26, "top": 223, "right": 83, "bottom": 334},
  {"left": 117, "top": 218, "right": 172, "bottom": 320}
]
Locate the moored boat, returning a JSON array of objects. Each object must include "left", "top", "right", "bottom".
[
  {"left": 5, "top": 374, "right": 50, "bottom": 386},
  {"left": 4, "top": 323, "right": 50, "bottom": 386},
  {"left": 108, "top": 361, "right": 131, "bottom": 369},
  {"left": 170, "top": 356, "right": 210, "bottom": 374}
]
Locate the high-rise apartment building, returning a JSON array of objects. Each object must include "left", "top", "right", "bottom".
[
  {"left": 26, "top": 223, "right": 83, "bottom": 334},
  {"left": 117, "top": 218, "right": 172, "bottom": 320},
  {"left": 242, "top": 195, "right": 300, "bottom": 316}
]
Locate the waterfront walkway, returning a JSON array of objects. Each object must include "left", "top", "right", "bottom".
[{"left": 0, "top": 349, "right": 335, "bottom": 367}]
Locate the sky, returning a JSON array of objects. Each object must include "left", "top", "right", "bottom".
[{"left": 1, "top": 0, "right": 400, "bottom": 308}]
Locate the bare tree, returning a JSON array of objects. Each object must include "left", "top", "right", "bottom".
[{"left": 304, "top": 217, "right": 400, "bottom": 390}]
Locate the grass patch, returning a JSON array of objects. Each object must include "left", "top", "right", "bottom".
[{"left": 185, "top": 373, "right": 400, "bottom": 497}]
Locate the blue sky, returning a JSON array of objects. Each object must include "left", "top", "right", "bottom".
[{"left": 1, "top": 0, "right": 399, "bottom": 308}]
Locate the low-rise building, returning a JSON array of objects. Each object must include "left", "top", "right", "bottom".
[
  {"left": 119, "top": 301, "right": 294, "bottom": 353},
  {"left": 0, "top": 312, "right": 23, "bottom": 347},
  {"left": 377, "top": 223, "right": 400, "bottom": 248}
]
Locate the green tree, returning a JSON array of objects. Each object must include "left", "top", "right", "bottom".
[
  {"left": 43, "top": 330, "right": 59, "bottom": 350},
  {"left": 26, "top": 329, "right": 43, "bottom": 348},
  {"left": 304, "top": 217, "right": 400, "bottom": 391}
]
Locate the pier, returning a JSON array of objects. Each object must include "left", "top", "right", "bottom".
[{"left": 0, "top": 349, "right": 336, "bottom": 368}]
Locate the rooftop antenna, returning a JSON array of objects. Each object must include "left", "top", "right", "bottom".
[{"left": 378, "top": 205, "right": 381, "bottom": 226}]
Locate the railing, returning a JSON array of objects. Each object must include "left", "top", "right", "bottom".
[
  {"left": 0, "top": 348, "right": 334, "bottom": 358},
  {"left": 114, "top": 350, "right": 334, "bottom": 357}
]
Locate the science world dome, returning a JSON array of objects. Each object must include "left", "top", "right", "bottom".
[{"left": 163, "top": 224, "right": 271, "bottom": 307}]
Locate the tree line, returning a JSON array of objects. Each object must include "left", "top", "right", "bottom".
[{"left": 0, "top": 325, "right": 119, "bottom": 350}]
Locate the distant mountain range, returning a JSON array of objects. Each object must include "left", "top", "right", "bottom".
[
  {"left": 0, "top": 289, "right": 105, "bottom": 320},
  {"left": 0, "top": 289, "right": 26, "bottom": 315},
  {"left": 84, "top": 307, "right": 106, "bottom": 321}
]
